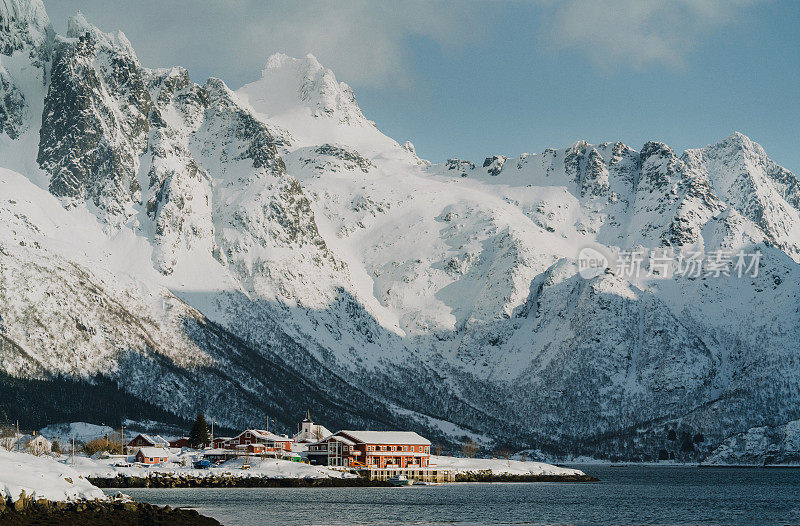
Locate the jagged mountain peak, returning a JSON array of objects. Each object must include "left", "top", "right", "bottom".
[
  {"left": 0, "top": 0, "right": 51, "bottom": 56},
  {"left": 640, "top": 140, "right": 678, "bottom": 161},
  {"left": 266, "top": 51, "right": 322, "bottom": 72},
  {"left": 238, "top": 52, "right": 369, "bottom": 128},
  {"left": 567, "top": 139, "right": 590, "bottom": 154},
  {"left": 702, "top": 131, "right": 770, "bottom": 163},
  {"left": 65, "top": 11, "right": 136, "bottom": 58},
  {"left": 1, "top": 4, "right": 800, "bottom": 461},
  {"left": 684, "top": 131, "right": 800, "bottom": 260}
]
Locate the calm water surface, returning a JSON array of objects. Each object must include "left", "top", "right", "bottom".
[{"left": 106, "top": 466, "right": 800, "bottom": 525}]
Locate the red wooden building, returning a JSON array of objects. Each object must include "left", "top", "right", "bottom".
[
  {"left": 223, "top": 429, "right": 293, "bottom": 453},
  {"left": 306, "top": 431, "right": 430, "bottom": 468},
  {"left": 126, "top": 433, "right": 169, "bottom": 454},
  {"left": 168, "top": 437, "right": 190, "bottom": 449},
  {"left": 211, "top": 437, "right": 232, "bottom": 449},
  {"left": 135, "top": 447, "right": 170, "bottom": 465}
]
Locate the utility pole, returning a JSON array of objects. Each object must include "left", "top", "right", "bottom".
[
  {"left": 121, "top": 425, "right": 124, "bottom": 456},
  {"left": 15, "top": 420, "right": 19, "bottom": 452},
  {"left": 71, "top": 432, "right": 75, "bottom": 466},
  {"left": 211, "top": 419, "right": 214, "bottom": 447}
]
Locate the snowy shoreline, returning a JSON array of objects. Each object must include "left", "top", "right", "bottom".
[
  {"left": 0, "top": 449, "right": 105, "bottom": 504},
  {"left": 1, "top": 448, "right": 593, "bottom": 500},
  {"left": 557, "top": 460, "right": 800, "bottom": 468}
]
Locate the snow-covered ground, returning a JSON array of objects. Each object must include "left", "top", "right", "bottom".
[
  {"left": 49, "top": 450, "right": 582, "bottom": 479},
  {"left": 429, "top": 455, "right": 585, "bottom": 477},
  {"left": 0, "top": 449, "right": 106, "bottom": 503},
  {"left": 68, "top": 451, "right": 355, "bottom": 479},
  {"left": 39, "top": 422, "right": 117, "bottom": 445}
]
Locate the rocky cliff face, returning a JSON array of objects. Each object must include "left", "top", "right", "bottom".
[
  {"left": 707, "top": 419, "right": 800, "bottom": 465},
  {"left": 1, "top": 1, "right": 799, "bottom": 459},
  {"left": 0, "top": 0, "right": 50, "bottom": 143}
]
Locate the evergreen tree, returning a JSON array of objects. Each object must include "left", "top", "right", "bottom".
[{"left": 189, "top": 412, "right": 209, "bottom": 448}]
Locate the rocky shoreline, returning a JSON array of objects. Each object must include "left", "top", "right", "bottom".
[
  {"left": 89, "top": 474, "right": 394, "bottom": 488},
  {"left": 0, "top": 493, "right": 220, "bottom": 525},
  {"left": 454, "top": 473, "right": 599, "bottom": 483},
  {"left": 88, "top": 472, "right": 598, "bottom": 488}
]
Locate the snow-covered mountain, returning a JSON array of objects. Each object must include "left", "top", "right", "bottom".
[{"left": 1, "top": 0, "right": 799, "bottom": 460}]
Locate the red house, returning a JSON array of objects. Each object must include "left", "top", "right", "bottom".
[
  {"left": 135, "top": 447, "right": 170, "bottom": 465},
  {"left": 211, "top": 437, "right": 232, "bottom": 449},
  {"left": 306, "top": 431, "right": 430, "bottom": 468},
  {"left": 224, "top": 430, "right": 293, "bottom": 453},
  {"left": 169, "top": 437, "right": 190, "bottom": 449},
  {"left": 126, "top": 433, "right": 170, "bottom": 454}
]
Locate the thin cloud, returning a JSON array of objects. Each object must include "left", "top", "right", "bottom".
[
  {"left": 44, "top": 0, "right": 764, "bottom": 86},
  {"left": 536, "top": 0, "right": 764, "bottom": 70},
  {"left": 45, "top": 0, "right": 490, "bottom": 89}
]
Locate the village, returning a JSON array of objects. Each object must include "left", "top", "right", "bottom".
[
  {"left": 0, "top": 413, "right": 587, "bottom": 489},
  {"left": 121, "top": 412, "right": 450, "bottom": 484}
]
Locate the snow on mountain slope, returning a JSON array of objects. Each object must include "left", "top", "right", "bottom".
[
  {"left": 707, "top": 418, "right": 800, "bottom": 465},
  {"left": 0, "top": 0, "right": 51, "bottom": 181},
  {"left": 1, "top": 1, "right": 799, "bottom": 459},
  {"left": 685, "top": 132, "right": 800, "bottom": 261}
]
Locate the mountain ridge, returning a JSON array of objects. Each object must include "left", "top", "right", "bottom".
[{"left": 1, "top": 1, "right": 799, "bottom": 460}]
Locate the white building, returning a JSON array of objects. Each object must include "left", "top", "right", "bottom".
[
  {"left": 293, "top": 412, "right": 332, "bottom": 447},
  {"left": 19, "top": 434, "right": 52, "bottom": 456}
]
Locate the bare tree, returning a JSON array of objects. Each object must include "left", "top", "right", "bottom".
[
  {"left": 461, "top": 438, "right": 478, "bottom": 458},
  {"left": 495, "top": 447, "right": 513, "bottom": 462},
  {"left": 0, "top": 426, "right": 16, "bottom": 451},
  {"left": 83, "top": 433, "right": 123, "bottom": 456}
]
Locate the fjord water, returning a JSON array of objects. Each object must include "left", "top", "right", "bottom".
[{"left": 108, "top": 466, "right": 800, "bottom": 525}]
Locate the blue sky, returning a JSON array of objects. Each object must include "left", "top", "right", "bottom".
[{"left": 46, "top": 1, "right": 799, "bottom": 173}]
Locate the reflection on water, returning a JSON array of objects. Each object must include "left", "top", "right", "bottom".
[{"left": 107, "top": 466, "right": 800, "bottom": 525}]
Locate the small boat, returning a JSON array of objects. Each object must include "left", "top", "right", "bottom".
[
  {"left": 193, "top": 459, "right": 211, "bottom": 469},
  {"left": 387, "top": 475, "right": 410, "bottom": 486},
  {"left": 241, "top": 464, "right": 251, "bottom": 470}
]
